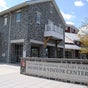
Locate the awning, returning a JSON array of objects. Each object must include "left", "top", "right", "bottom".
[
  {"left": 65, "top": 44, "right": 81, "bottom": 50},
  {"left": 65, "top": 33, "right": 79, "bottom": 41},
  {"left": 65, "top": 36, "right": 74, "bottom": 43}
]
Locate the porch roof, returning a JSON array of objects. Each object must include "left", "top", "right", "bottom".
[{"left": 65, "top": 44, "right": 81, "bottom": 50}]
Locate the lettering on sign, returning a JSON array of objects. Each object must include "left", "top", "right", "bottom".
[{"left": 26, "top": 61, "right": 88, "bottom": 83}]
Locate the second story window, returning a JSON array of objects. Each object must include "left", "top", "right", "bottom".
[
  {"left": 36, "top": 11, "right": 41, "bottom": 24},
  {"left": 16, "top": 12, "right": 21, "bottom": 22},
  {"left": 4, "top": 17, "right": 8, "bottom": 26}
]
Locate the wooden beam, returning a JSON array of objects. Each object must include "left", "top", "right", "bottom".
[
  {"left": 54, "top": 40, "right": 62, "bottom": 44},
  {"left": 44, "top": 37, "right": 51, "bottom": 48}
]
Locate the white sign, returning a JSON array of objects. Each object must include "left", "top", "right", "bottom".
[
  {"left": 26, "top": 61, "right": 88, "bottom": 83},
  {"left": 23, "top": 51, "right": 26, "bottom": 58}
]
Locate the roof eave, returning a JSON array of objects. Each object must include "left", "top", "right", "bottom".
[
  {"left": 66, "top": 24, "right": 79, "bottom": 31},
  {"left": 0, "top": 0, "right": 66, "bottom": 26},
  {"left": 52, "top": 0, "right": 66, "bottom": 26},
  {"left": 0, "top": 0, "right": 54, "bottom": 16},
  {"left": 0, "top": 0, "right": 52, "bottom": 16},
  {"left": 0, "top": 2, "right": 29, "bottom": 16}
]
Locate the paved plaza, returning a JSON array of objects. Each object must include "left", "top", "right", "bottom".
[{"left": 0, "top": 63, "right": 87, "bottom": 88}]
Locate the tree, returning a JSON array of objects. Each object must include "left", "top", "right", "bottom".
[
  {"left": 81, "top": 17, "right": 88, "bottom": 27},
  {"left": 79, "top": 35, "right": 88, "bottom": 54},
  {"left": 78, "top": 18, "right": 88, "bottom": 55}
]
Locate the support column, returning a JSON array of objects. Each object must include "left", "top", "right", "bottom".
[
  {"left": 44, "top": 37, "right": 51, "bottom": 48},
  {"left": 25, "top": 41, "right": 31, "bottom": 57},
  {"left": 74, "top": 50, "right": 75, "bottom": 59},
  {"left": 55, "top": 40, "right": 58, "bottom": 58}
]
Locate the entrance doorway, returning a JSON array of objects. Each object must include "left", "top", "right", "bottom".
[{"left": 11, "top": 43, "right": 23, "bottom": 63}]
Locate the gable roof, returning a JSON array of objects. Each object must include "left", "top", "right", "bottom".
[
  {"left": 0, "top": 0, "right": 66, "bottom": 25},
  {"left": 66, "top": 24, "right": 79, "bottom": 33}
]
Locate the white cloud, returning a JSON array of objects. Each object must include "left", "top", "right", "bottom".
[
  {"left": 0, "top": 0, "right": 8, "bottom": 11},
  {"left": 74, "top": 1, "right": 84, "bottom": 7},
  {"left": 61, "top": 11, "right": 75, "bottom": 25},
  {"left": 61, "top": 11, "right": 73, "bottom": 20},
  {"left": 66, "top": 21, "right": 74, "bottom": 25}
]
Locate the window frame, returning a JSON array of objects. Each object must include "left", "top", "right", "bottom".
[
  {"left": 4, "top": 16, "right": 8, "bottom": 26},
  {"left": 36, "top": 11, "right": 41, "bottom": 24},
  {"left": 16, "top": 11, "right": 21, "bottom": 22}
]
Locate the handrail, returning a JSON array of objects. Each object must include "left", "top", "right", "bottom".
[{"left": 45, "top": 24, "right": 63, "bottom": 34}]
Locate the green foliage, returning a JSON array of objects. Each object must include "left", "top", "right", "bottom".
[{"left": 79, "top": 35, "right": 88, "bottom": 54}]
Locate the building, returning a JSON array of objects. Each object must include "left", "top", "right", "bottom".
[
  {"left": 0, "top": 0, "right": 66, "bottom": 63},
  {"left": 65, "top": 24, "right": 79, "bottom": 34},
  {"left": 65, "top": 24, "right": 81, "bottom": 59}
]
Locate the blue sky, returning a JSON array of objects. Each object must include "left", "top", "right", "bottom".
[
  {"left": 0, "top": 0, "right": 88, "bottom": 28},
  {"left": 55, "top": 0, "right": 88, "bottom": 28}
]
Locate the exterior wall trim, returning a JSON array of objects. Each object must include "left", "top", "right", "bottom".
[{"left": 11, "top": 39, "right": 24, "bottom": 43}]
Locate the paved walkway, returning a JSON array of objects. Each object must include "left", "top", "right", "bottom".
[{"left": 0, "top": 63, "right": 87, "bottom": 88}]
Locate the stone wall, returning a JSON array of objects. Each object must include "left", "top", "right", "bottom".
[
  {"left": 0, "top": 1, "right": 65, "bottom": 62},
  {"left": 27, "top": 1, "right": 65, "bottom": 57}
]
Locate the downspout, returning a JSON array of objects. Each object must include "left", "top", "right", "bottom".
[{"left": 7, "top": 12, "right": 11, "bottom": 63}]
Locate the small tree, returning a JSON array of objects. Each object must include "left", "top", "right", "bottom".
[
  {"left": 79, "top": 35, "right": 88, "bottom": 54},
  {"left": 78, "top": 18, "right": 88, "bottom": 56}
]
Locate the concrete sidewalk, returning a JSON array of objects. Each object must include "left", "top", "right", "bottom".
[{"left": 0, "top": 63, "right": 87, "bottom": 88}]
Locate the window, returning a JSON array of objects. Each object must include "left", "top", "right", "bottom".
[
  {"left": 31, "top": 47, "right": 39, "bottom": 57},
  {"left": 16, "top": 12, "right": 21, "bottom": 22},
  {"left": 65, "top": 50, "right": 72, "bottom": 58},
  {"left": 4, "top": 17, "right": 8, "bottom": 25},
  {"left": 48, "top": 20, "right": 53, "bottom": 31},
  {"left": 36, "top": 11, "right": 41, "bottom": 24},
  {"left": 71, "top": 29, "right": 75, "bottom": 33}
]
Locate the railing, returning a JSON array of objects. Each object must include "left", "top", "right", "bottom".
[
  {"left": 45, "top": 24, "right": 63, "bottom": 34},
  {"left": 44, "top": 24, "right": 64, "bottom": 40}
]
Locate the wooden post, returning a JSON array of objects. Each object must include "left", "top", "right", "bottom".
[
  {"left": 55, "top": 40, "right": 61, "bottom": 58},
  {"left": 44, "top": 37, "right": 51, "bottom": 48}
]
